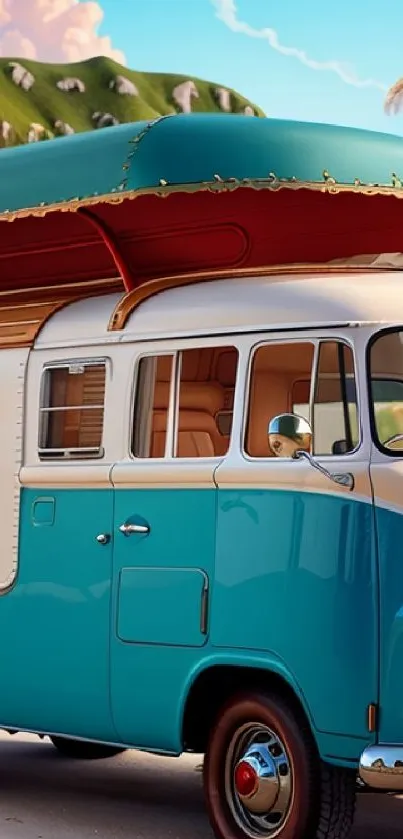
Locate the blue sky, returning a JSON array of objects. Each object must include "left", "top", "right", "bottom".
[{"left": 96, "top": 0, "right": 402, "bottom": 135}]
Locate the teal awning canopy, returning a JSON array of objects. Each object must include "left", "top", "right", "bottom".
[
  {"left": 1, "top": 113, "right": 403, "bottom": 219},
  {"left": 2, "top": 113, "right": 403, "bottom": 302}
]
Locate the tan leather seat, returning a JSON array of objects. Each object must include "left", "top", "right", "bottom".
[
  {"left": 152, "top": 381, "right": 225, "bottom": 458},
  {"left": 246, "top": 372, "right": 290, "bottom": 457}
]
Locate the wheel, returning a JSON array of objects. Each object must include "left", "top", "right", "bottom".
[
  {"left": 50, "top": 736, "right": 126, "bottom": 760},
  {"left": 204, "top": 691, "right": 356, "bottom": 839}
]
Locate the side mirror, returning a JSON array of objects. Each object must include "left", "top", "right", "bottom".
[
  {"left": 268, "top": 413, "right": 312, "bottom": 458},
  {"left": 268, "top": 413, "right": 355, "bottom": 491}
]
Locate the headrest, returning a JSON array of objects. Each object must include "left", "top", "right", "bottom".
[{"left": 154, "top": 381, "right": 224, "bottom": 415}]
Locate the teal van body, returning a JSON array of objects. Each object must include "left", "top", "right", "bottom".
[
  {"left": 0, "top": 480, "right": 376, "bottom": 766},
  {"left": 0, "top": 115, "right": 403, "bottom": 838}
]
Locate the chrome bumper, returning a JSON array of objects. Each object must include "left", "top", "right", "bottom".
[{"left": 359, "top": 745, "right": 403, "bottom": 791}]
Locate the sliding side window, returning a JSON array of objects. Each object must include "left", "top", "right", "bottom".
[
  {"left": 245, "top": 341, "right": 315, "bottom": 457},
  {"left": 39, "top": 360, "right": 106, "bottom": 459},
  {"left": 369, "top": 329, "right": 403, "bottom": 453},
  {"left": 245, "top": 339, "right": 359, "bottom": 458},
  {"left": 132, "top": 346, "right": 238, "bottom": 459},
  {"left": 312, "top": 342, "right": 358, "bottom": 455}
]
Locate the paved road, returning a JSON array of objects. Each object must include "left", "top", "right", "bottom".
[{"left": 0, "top": 732, "right": 400, "bottom": 838}]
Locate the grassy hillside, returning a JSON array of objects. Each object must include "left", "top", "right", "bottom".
[{"left": 0, "top": 55, "right": 265, "bottom": 146}]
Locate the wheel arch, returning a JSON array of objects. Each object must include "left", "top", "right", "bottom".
[{"left": 181, "top": 660, "right": 316, "bottom": 754}]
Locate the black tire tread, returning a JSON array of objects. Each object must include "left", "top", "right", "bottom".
[
  {"left": 267, "top": 691, "right": 356, "bottom": 839},
  {"left": 316, "top": 762, "right": 356, "bottom": 839}
]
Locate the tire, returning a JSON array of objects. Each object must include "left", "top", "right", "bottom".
[
  {"left": 204, "top": 691, "right": 356, "bottom": 839},
  {"left": 50, "top": 736, "right": 126, "bottom": 761}
]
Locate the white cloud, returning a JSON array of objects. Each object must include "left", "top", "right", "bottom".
[
  {"left": 0, "top": 0, "right": 126, "bottom": 64},
  {"left": 0, "top": 0, "right": 10, "bottom": 26},
  {"left": 211, "top": 0, "right": 387, "bottom": 92}
]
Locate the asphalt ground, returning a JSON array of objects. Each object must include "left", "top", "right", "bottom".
[{"left": 0, "top": 732, "right": 400, "bottom": 838}]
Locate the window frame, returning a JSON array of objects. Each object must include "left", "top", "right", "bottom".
[
  {"left": 242, "top": 335, "right": 361, "bottom": 461},
  {"left": 367, "top": 325, "right": 403, "bottom": 458},
  {"left": 130, "top": 350, "right": 178, "bottom": 460},
  {"left": 38, "top": 357, "right": 108, "bottom": 461},
  {"left": 130, "top": 344, "right": 240, "bottom": 461},
  {"left": 302, "top": 341, "right": 361, "bottom": 458}
]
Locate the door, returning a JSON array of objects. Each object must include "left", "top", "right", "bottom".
[
  {"left": 110, "top": 342, "right": 239, "bottom": 749},
  {"left": 0, "top": 355, "right": 116, "bottom": 740},
  {"left": 213, "top": 334, "right": 378, "bottom": 743},
  {"left": 368, "top": 326, "right": 403, "bottom": 743}
]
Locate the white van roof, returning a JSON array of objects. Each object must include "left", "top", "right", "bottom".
[{"left": 34, "top": 271, "right": 403, "bottom": 348}]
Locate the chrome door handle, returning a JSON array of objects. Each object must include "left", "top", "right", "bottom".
[{"left": 119, "top": 523, "right": 150, "bottom": 536}]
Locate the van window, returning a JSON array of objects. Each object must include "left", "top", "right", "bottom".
[
  {"left": 245, "top": 340, "right": 359, "bottom": 458},
  {"left": 245, "top": 342, "right": 315, "bottom": 458},
  {"left": 39, "top": 361, "right": 106, "bottom": 459},
  {"left": 132, "top": 346, "right": 238, "bottom": 459},
  {"left": 132, "top": 355, "right": 174, "bottom": 459},
  {"left": 369, "top": 329, "right": 403, "bottom": 452},
  {"left": 293, "top": 343, "right": 359, "bottom": 455},
  {"left": 312, "top": 342, "right": 358, "bottom": 455}
]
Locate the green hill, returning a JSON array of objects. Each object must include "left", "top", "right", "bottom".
[{"left": 0, "top": 55, "right": 264, "bottom": 146}]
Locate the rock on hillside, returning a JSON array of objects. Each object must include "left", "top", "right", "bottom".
[{"left": 0, "top": 55, "right": 264, "bottom": 147}]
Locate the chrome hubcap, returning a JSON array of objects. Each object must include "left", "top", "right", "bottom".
[{"left": 225, "top": 723, "right": 293, "bottom": 838}]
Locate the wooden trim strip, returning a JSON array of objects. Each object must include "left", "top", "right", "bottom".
[
  {"left": 0, "top": 299, "right": 74, "bottom": 348},
  {"left": 0, "top": 276, "right": 121, "bottom": 304},
  {"left": 0, "top": 277, "right": 123, "bottom": 349},
  {"left": 108, "top": 262, "right": 394, "bottom": 332}
]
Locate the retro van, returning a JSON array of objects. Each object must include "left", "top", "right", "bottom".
[{"left": 1, "top": 114, "right": 403, "bottom": 839}]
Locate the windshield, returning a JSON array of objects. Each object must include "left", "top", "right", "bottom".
[{"left": 369, "top": 329, "right": 403, "bottom": 453}]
